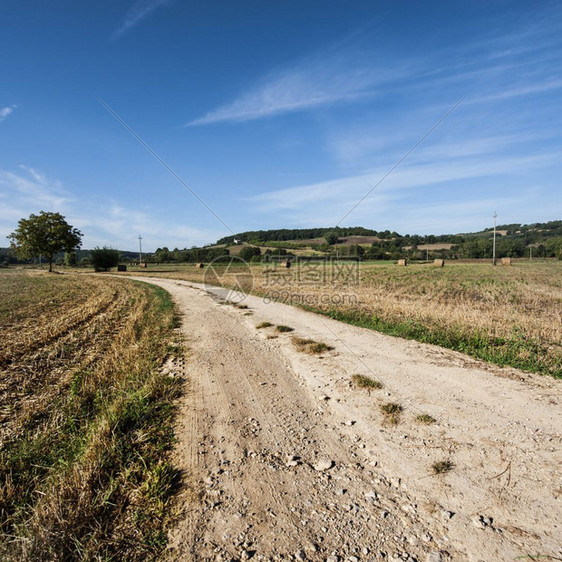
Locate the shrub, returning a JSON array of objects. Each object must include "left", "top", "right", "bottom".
[{"left": 90, "top": 247, "right": 120, "bottom": 272}]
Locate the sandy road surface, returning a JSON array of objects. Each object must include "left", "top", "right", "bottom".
[{"left": 130, "top": 277, "right": 561, "bottom": 561}]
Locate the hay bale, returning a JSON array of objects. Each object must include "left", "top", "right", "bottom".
[
  {"left": 281, "top": 260, "right": 292, "bottom": 268},
  {"left": 501, "top": 257, "right": 512, "bottom": 266},
  {"left": 397, "top": 258, "right": 407, "bottom": 266},
  {"left": 117, "top": 264, "right": 127, "bottom": 272},
  {"left": 195, "top": 262, "right": 205, "bottom": 269},
  {"left": 139, "top": 262, "right": 147, "bottom": 268},
  {"left": 433, "top": 259, "right": 444, "bottom": 267}
]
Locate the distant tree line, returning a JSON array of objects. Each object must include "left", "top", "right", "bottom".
[
  {"left": 151, "top": 246, "right": 229, "bottom": 263},
  {"left": 217, "top": 226, "right": 380, "bottom": 244}
]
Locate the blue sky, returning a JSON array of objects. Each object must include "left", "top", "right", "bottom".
[{"left": 1, "top": 0, "right": 561, "bottom": 251}]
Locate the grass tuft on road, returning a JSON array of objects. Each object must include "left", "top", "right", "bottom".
[
  {"left": 292, "top": 336, "right": 334, "bottom": 354},
  {"left": 380, "top": 402, "right": 402, "bottom": 424},
  {"left": 432, "top": 459, "right": 454, "bottom": 474},
  {"left": 351, "top": 374, "right": 383, "bottom": 390}
]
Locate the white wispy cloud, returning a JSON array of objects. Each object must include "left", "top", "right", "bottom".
[
  {"left": 0, "top": 166, "right": 221, "bottom": 251},
  {"left": 0, "top": 105, "right": 17, "bottom": 123},
  {"left": 468, "top": 79, "right": 562, "bottom": 104},
  {"left": 0, "top": 166, "right": 71, "bottom": 212},
  {"left": 112, "top": 0, "right": 173, "bottom": 39},
  {"left": 247, "top": 151, "right": 558, "bottom": 229},
  {"left": 187, "top": 50, "right": 410, "bottom": 126}
]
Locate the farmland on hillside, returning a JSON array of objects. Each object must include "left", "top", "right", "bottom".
[
  {"left": 0, "top": 271, "right": 179, "bottom": 560},
  {"left": 121, "top": 261, "right": 562, "bottom": 377}
]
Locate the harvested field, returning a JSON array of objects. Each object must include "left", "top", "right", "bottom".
[
  {"left": 0, "top": 270, "right": 180, "bottom": 560},
  {"left": 119, "top": 261, "right": 562, "bottom": 377}
]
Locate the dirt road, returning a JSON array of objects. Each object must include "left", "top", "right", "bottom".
[{"left": 132, "top": 277, "right": 561, "bottom": 561}]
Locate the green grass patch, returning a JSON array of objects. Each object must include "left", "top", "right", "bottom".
[{"left": 309, "top": 307, "right": 560, "bottom": 379}]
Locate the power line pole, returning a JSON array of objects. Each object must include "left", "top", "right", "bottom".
[
  {"left": 138, "top": 235, "right": 143, "bottom": 264},
  {"left": 492, "top": 211, "right": 497, "bottom": 266}
]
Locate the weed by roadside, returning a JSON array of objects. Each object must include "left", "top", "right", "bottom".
[
  {"left": 432, "top": 460, "right": 454, "bottom": 474},
  {"left": 416, "top": 413, "right": 437, "bottom": 424},
  {"left": 380, "top": 402, "right": 402, "bottom": 424},
  {"left": 351, "top": 374, "right": 383, "bottom": 390},
  {"left": 256, "top": 322, "right": 273, "bottom": 329},
  {"left": 292, "top": 336, "right": 334, "bottom": 354},
  {"left": 276, "top": 325, "right": 294, "bottom": 333}
]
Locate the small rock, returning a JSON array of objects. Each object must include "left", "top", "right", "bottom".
[
  {"left": 362, "top": 547, "right": 370, "bottom": 555},
  {"left": 472, "top": 515, "right": 487, "bottom": 529},
  {"left": 319, "top": 395, "right": 331, "bottom": 401},
  {"left": 327, "top": 556, "right": 340, "bottom": 562},
  {"left": 390, "top": 477, "right": 401, "bottom": 488},
  {"left": 440, "top": 510, "right": 454, "bottom": 520},
  {"left": 426, "top": 553, "right": 442, "bottom": 562},
  {"left": 314, "top": 460, "right": 335, "bottom": 471},
  {"left": 345, "top": 420, "right": 356, "bottom": 426},
  {"left": 295, "top": 550, "right": 306, "bottom": 561},
  {"left": 286, "top": 455, "right": 300, "bottom": 467},
  {"left": 348, "top": 557, "right": 359, "bottom": 562}
]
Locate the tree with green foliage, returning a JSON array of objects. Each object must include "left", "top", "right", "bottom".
[
  {"left": 8, "top": 211, "right": 83, "bottom": 272},
  {"left": 238, "top": 246, "right": 261, "bottom": 261},
  {"left": 90, "top": 247, "right": 120, "bottom": 272}
]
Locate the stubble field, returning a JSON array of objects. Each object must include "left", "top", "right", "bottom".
[{"left": 0, "top": 270, "right": 180, "bottom": 560}]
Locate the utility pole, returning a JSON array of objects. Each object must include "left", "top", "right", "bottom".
[
  {"left": 529, "top": 246, "right": 532, "bottom": 260},
  {"left": 138, "top": 235, "right": 143, "bottom": 264},
  {"left": 492, "top": 211, "right": 497, "bottom": 266},
  {"left": 426, "top": 248, "right": 429, "bottom": 261}
]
